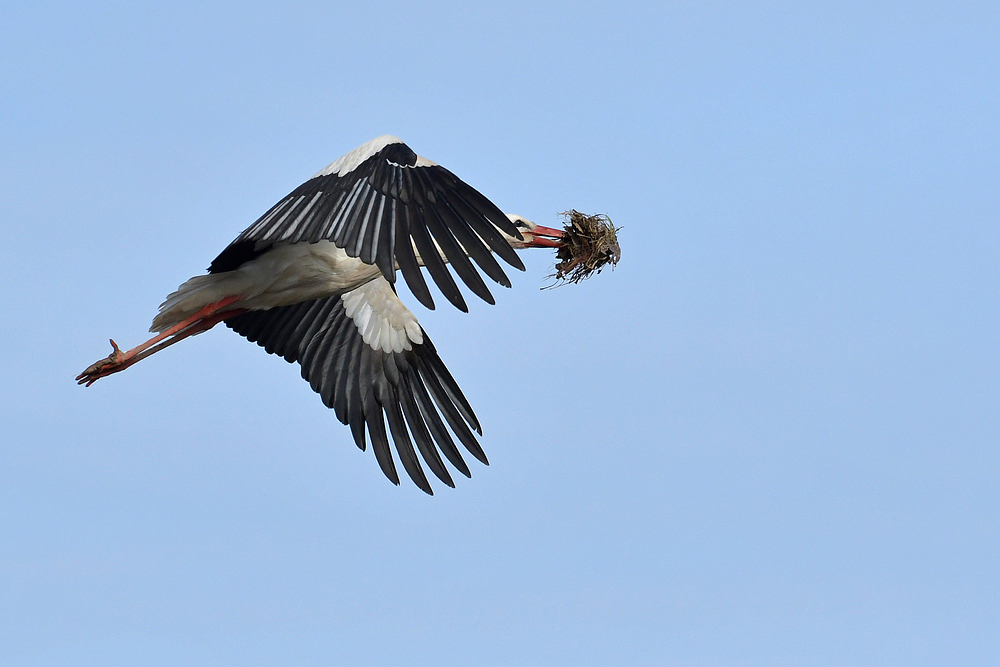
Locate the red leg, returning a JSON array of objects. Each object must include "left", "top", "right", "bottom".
[{"left": 77, "top": 295, "right": 246, "bottom": 386}]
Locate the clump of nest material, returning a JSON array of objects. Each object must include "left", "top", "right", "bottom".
[{"left": 547, "top": 210, "right": 621, "bottom": 286}]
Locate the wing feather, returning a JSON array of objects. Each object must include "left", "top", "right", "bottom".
[
  {"left": 224, "top": 278, "right": 487, "bottom": 494},
  {"left": 214, "top": 136, "right": 524, "bottom": 310}
]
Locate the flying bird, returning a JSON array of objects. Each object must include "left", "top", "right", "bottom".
[{"left": 78, "top": 135, "right": 565, "bottom": 494}]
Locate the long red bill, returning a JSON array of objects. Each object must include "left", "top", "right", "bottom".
[{"left": 528, "top": 224, "right": 565, "bottom": 248}]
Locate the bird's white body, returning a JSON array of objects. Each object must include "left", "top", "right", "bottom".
[
  {"left": 152, "top": 212, "right": 540, "bottom": 340},
  {"left": 152, "top": 242, "right": 381, "bottom": 332}
]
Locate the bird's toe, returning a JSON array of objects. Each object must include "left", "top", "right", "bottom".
[{"left": 76, "top": 340, "right": 126, "bottom": 386}]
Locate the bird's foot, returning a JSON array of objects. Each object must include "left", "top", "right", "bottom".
[{"left": 76, "top": 339, "right": 128, "bottom": 386}]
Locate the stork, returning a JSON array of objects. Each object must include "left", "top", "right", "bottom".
[{"left": 77, "top": 135, "right": 565, "bottom": 494}]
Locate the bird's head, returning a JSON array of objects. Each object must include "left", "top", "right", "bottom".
[{"left": 503, "top": 214, "right": 565, "bottom": 249}]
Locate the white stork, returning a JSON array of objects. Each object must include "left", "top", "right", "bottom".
[{"left": 78, "top": 135, "right": 565, "bottom": 494}]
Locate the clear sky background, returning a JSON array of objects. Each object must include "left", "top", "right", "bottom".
[{"left": 2, "top": 1, "right": 998, "bottom": 665}]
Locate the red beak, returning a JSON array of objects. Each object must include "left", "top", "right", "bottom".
[{"left": 527, "top": 224, "right": 564, "bottom": 248}]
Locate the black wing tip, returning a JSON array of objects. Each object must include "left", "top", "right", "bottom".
[
  {"left": 467, "top": 446, "right": 489, "bottom": 467},
  {"left": 449, "top": 292, "right": 470, "bottom": 313}
]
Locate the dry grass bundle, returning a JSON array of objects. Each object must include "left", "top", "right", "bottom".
[{"left": 547, "top": 210, "right": 621, "bottom": 286}]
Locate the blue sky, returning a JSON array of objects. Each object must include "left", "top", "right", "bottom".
[{"left": 2, "top": 1, "right": 998, "bottom": 664}]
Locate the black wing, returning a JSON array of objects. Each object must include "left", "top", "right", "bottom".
[
  {"left": 210, "top": 136, "right": 525, "bottom": 313},
  {"left": 223, "top": 279, "right": 489, "bottom": 494}
]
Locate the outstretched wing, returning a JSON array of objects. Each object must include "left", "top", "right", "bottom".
[
  {"left": 210, "top": 135, "right": 525, "bottom": 313},
  {"left": 224, "top": 278, "right": 488, "bottom": 494}
]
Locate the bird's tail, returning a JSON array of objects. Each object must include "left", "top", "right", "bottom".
[{"left": 150, "top": 273, "right": 237, "bottom": 333}]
